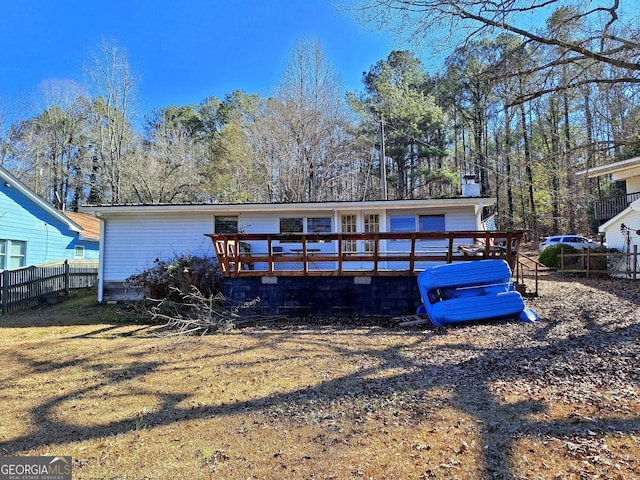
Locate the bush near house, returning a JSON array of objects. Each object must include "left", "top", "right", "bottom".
[
  {"left": 538, "top": 244, "right": 577, "bottom": 267},
  {"left": 124, "top": 253, "right": 223, "bottom": 301}
]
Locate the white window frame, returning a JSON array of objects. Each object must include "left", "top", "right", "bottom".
[{"left": 0, "top": 239, "right": 26, "bottom": 270}]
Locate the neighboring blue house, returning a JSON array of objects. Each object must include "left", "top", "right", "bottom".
[{"left": 0, "top": 166, "right": 100, "bottom": 269}]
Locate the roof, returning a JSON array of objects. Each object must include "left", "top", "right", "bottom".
[
  {"left": 577, "top": 156, "right": 640, "bottom": 180},
  {"left": 81, "top": 197, "right": 497, "bottom": 216},
  {"left": 0, "top": 166, "right": 83, "bottom": 233},
  {"left": 63, "top": 211, "right": 101, "bottom": 241}
]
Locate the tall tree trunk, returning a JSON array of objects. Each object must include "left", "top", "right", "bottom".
[
  {"left": 563, "top": 93, "right": 575, "bottom": 233},
  {"left": 518, "top": 102, "right": 536, "bottom": 234},
  {"left": 504, "top": 104, "right": 515, "bottom": 228},
  {"left": 550, "top": 99, "right": 561, "bottom": 234}
]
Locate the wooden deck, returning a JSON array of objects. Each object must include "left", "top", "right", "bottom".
[
  {"left": 206, "top": 231, "right": 525, "bottom": 277},
  {"left": 593, "top": 191, "right": 640, "bottom": 221}
]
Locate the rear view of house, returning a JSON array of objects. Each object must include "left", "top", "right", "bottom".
[{"left": 83, "top": 196, "right": 518, "bottom": 313}]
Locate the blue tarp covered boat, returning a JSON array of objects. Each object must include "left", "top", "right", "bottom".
[{"left": 416, "top": 259, "right": 528, "bottom": 327}]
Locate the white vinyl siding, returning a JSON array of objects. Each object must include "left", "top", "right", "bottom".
[
  {"left": 95, "top": 202, "right": 487, "bottom": 285},
  {"left": 101, "top": 213, "right": 214, "bottom": 281},
  {"left": 627, "top": 176, "right": 640, "bottom": 194}
]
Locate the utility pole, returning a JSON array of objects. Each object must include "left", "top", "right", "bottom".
[{"left": 380, "top": 116, "right": 387, "bottom": 200}]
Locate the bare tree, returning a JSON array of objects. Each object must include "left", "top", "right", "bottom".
[
  {"left": 346, "top": 0, "right": 640, "bottom": 102},
  {"left": 129, "top": 120, "right": 205, "bottom": 204},
  {"left": 249, "top": 38, "right": 356, "bottom": 202},
  {"left": 84, "top": 39, "right": 138, "bottom": 204},
  {"left": 6, "top": 80, "right": 91, "bottom": 210}
]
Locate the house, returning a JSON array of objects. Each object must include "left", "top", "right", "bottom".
[
  {"left": 82, "top": 196, "right": 503, "bottom": 311},
  {"left": 579, "top": 156, "right": 640, "bottom": 253},
  {"left": 0, "top": 166, "right": 99, "bottom": 269}
]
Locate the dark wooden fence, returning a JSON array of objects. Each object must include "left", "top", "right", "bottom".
[{"left": 0, "top": 260, "right": 99, "bottom": 314}]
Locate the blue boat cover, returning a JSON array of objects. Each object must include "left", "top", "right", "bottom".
[{"left": 416, "top": 259, "right": 525, "bottom": 327}]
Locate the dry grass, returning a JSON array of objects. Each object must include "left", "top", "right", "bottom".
[{"left": 0, "top": 279, "right": 639, "bottom": 480}]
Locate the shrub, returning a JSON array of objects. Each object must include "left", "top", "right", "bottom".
[
  {"left": 538, "top": 244, "right": 577, "bottom": 267},
  {"left": 124, "top": 253, "right": 223, "bottom": 301}
]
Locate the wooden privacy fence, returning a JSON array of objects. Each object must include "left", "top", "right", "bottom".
[{"left": 0, "top": 260, "right": 99, "bottom": 314}]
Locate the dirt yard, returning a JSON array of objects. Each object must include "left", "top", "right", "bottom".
[{"left": 0, "top": 275, "right": 638, "bottom": 479}]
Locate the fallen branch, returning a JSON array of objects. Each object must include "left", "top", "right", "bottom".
[{"left": 146, "top": 286, "right": 259, "bottom": 335}]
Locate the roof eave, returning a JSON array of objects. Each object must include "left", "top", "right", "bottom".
[
  {"left": 577, "top": 156, "right": 640, "bottom": 180},
  {"left": 0, "top": 166, "right": 82, "bottom": 233},
  {"left": 81, "top": 197, "right": 497, "bottom": 216}
]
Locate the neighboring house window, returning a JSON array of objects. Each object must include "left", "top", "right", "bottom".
[
  {"left": 215, "top": 216, "right": 238, "bottom": 234},
  {"left": 74, "top": 246, "right": 85, "bottom": 259},
  {"left": 0, "top": 240, "right": 26, "bottom": 269},
  {"left": 418, "top": 215, "right": 445, "bottom": 232},
  {"left": 389, "top": 215, "right": 415, "bottom": 232}
]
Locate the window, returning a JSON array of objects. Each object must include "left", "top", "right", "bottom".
[
  {"left": 364, "top": 214, "right": 380, "bottom": 253},
  {"left": 307, "top": 217, "right": 331, "bottom": 242},
  {"left": 364, "top": 214, "right": 379, "bottom": 233},
  {"left": 0, "top": 240, "right": 26, "bottom": 270},
  {"left": 341, "top": 215, "right": 357, "bottom": 254},
  {"left": 418, "top": 215, "right": 445, "bottom": 232},
  {"left": 74, "top": 246, "right": 85, "bottom": 259},
  {"left": 307, "top": 217, "right": 331, "bottom": 234},
  {"left": 280, "top": 217, "right": 304, "bottom": 233},
  {"left": 279, "top": 217, "right": 303, "bottom": 244},
  {"left": 389, "top": 215, "right": 415, "bottom": 232},
  {"left": 215, "top": 216, "right": 238, "bottom": 234},
  {"left": 279, "top": 217, "right": 332, "bottom": 243}
]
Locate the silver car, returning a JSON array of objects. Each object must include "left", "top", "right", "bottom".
[{"left": 538, "top": 235, "right": 601, "bottom": 253}]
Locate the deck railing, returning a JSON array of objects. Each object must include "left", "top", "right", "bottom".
[
  {"left": 206, "top": 231, "right": 524, "bottom": 277},
  {"left": 593, "top": 191, "right": 640, "bottom": 221}
]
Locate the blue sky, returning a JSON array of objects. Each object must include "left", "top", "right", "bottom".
[{"left": 0, "top": 0, "right": 403, "bottom": 116}]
